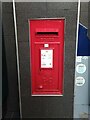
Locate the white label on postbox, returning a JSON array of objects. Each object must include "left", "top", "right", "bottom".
[
  {"left": 41, "top": 49, "right": 53, "bottom": 68},
  {"left": 44, "top": 44, "right": 49, "bottom": 48}
]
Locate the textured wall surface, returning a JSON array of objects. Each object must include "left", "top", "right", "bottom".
[
  {"left": 80, "top": 2, "right": 88, "bottom": 28},
  {"left": 16, "top": 2, "right": 77, "bottom": 118},
  {"left": 0, "top": 1, "right": 2, "bottom": 119},
  {"left": 88, "top": 2, "right": 90, "bottom": 118},
  {"left": 2, "top": 2, "right": 20, "bottom": 118}
]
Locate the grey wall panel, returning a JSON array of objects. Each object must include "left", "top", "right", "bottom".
[
  {"left": 16, "top": 10, "right": 47, "bottom": 23},
  {"left": 80, "top": 3, "right": 88, "bottom": 28},
  {"left": 3, "top": 35, "right": 20, "bottom": 118},
  {"left": 16, "top": 2, "right": 46, "bottom": 13},
  {"left": 17, "top": 24, "right": 29, "bottom": 42},
  {"left": 74, "top": 2, "right": 89, "bottom": 119},
  {"left": 46, "top": 2, "right": 77, "bottom": 11},
  {"left": 80, "top": 12, "right": 88, "bottom": 28},
  {"left": 88, "top": 2, "right": 90, "bottom": 118},
  {"left": 2, "top": 13, "right": 15, "bottom": 36},
  {"left": 2, "top": 2, "right": 20, "bottom": 118},
  {"left": 18, "top": 42, "right": 30, "bottom": 97},
  {"left": 0, "top": 1, "right": 2, "bottom": 119},
  {"left": 80, "top": 2, "right": 88, "bottom": 12},
  {"left": 16, "top": 2, "right": 77, "bottom": 118},
  {"left": 2, "top": 2, "right": 13, "bottom": 13}
]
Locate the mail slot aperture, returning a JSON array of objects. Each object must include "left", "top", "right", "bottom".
[{"left": 36, "top": 28, "right": 59, "bottom": 37}]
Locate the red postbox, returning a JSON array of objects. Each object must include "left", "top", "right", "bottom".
[{"left": 29, "top": 18, "right": 65, "bottom": 96}]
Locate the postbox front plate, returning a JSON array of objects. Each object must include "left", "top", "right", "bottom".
[{"left": 29, "top": 19, "right": 65, "bottom": 95}]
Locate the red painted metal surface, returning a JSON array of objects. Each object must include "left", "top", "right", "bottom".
[{"left": 29, "top": 19, "right": 65, "bottom": 95}]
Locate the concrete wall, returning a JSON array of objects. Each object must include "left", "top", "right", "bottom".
[
  {"left": 2, "top": 2, "right": 20, "bottom": 118},
  {"left": 0, "top": 1, "right": 2, "bottom": 119},
  {"left": 88, "top": 2, "right": 90, "bottom": 118},
  {"left": 16, "top": 2, "right": 77, "bottom": 118}
]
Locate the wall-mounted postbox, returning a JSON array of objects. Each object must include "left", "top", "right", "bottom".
[{"left": 29, "top": 19, "right": 65, "bottom": 95}]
